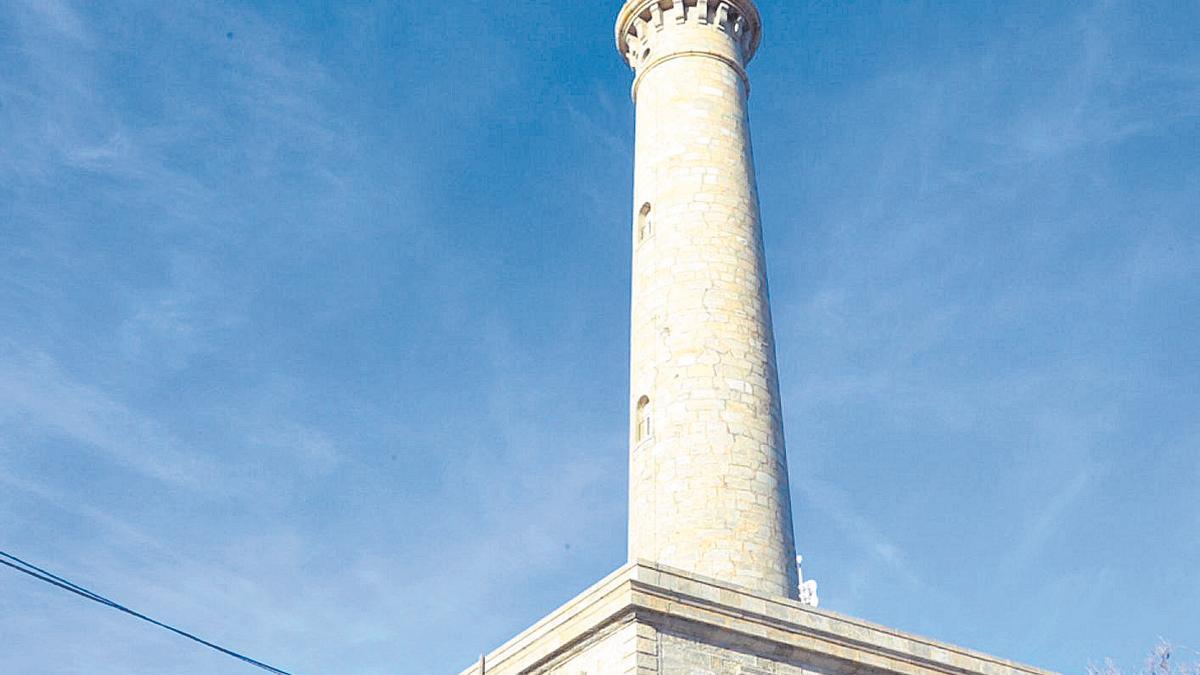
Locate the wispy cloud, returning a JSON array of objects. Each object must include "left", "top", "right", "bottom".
[
  {"left": 0, "top": 464, "right": 165, "bottom": 550},
  {"left": 0, "top": 0, "right": 1194, "bottom": 671},
  {"left": 1005, "top": 465, "right": 1097, "bottom": 573},
  {"left": 768, "top": 3, "right": 1197, "bottom": 652},
  {"left": 797, "top": 476, "right": 925, "bottom": 590},
  {"left": 0, "top": 351, "right": 221, "bottom": 489}
]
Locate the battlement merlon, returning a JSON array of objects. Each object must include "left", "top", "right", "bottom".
[{"left": 615, "top": 0, "right": 763, "bottom": 74}]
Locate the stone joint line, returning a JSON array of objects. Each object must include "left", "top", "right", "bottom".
[{"left": 630, "top": 51, "right": 751, "bottom": 102}]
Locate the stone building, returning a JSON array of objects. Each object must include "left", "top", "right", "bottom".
[{"left": 461, "top": 2, "right": 1055, "bottom": 673}]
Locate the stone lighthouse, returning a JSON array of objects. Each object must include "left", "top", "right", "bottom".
[
  {"left": 619, "top": 0, "right": 799, "bottom": 600},
  {"left": 460, "top": 3, "right": 1055, "bottom": 673}
]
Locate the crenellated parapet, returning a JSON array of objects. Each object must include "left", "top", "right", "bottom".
[{"left": 615, "top": 0, "right": 762, "bottom": 73}]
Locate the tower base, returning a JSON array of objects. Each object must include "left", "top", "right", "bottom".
[{"left": 459, "top": 561, "right": 1054, "bottom": 675}]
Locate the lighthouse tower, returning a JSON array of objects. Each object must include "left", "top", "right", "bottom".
[
  {"left": 460, "top": 5, "right": 1054, "bottom": 674},
  {"left": 618, "top": 0, "right": 799, "bottom": 599}
]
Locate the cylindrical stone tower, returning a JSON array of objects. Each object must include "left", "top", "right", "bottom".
[{"left": 617, "top": 0, "right": 799, "bottom": 599}]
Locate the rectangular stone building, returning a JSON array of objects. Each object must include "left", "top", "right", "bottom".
[{"left": 460, "top": 562, "right": 1050, "bottom": 675}]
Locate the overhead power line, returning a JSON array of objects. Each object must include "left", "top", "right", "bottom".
[{"left": 0, "top": 549, "right": 292, "bottom": 675}]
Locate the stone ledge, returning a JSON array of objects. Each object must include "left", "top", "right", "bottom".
[
  {"left": 628, "top": 561, "right": 1054, "bottom": 675},
  {"left": 457, "top": 563, "right": 639, "bottom": 675},
  {"left": 459, "top": 562, "right": 1057, "bottom": 675}
]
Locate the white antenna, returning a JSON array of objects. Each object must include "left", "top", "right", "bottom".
[{"left": 797, "top": 555, "right": 820, "bottom": 608}]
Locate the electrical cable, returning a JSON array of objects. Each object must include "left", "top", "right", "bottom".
[{"left": 0, "top": 550, "right": 292, "bottom": 675}]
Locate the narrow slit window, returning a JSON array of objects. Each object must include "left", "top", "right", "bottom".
[
  {"left": 637, "top": 202, "right": 653, "bottom": 243},
  {"left": 636, "top": 395, "right": 653, "bottom": 442}
]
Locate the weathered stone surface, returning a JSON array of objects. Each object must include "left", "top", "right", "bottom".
[
  {"left": 619, "top": 0, "right": 799, "bottom": 600},
  {"left": 457, "top": 563, "right": 1055, "bottom": 675}
]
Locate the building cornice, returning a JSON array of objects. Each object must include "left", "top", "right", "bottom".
[{"left": 459, "top": 562, "right": 1057, "bottom": 675}]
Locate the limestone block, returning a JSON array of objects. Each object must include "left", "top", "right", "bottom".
[{"left": 617, "top": 0, "right": 798, "bottom": 599}]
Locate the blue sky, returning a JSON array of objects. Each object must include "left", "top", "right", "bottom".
[{"left": 0, "top": 1, "right": 1197, "bottom": 673}]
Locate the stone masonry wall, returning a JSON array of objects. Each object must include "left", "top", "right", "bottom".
[
  {"left": 533, "top": 620, "right": 643, "bottom": 675},
  {"left": 621, "top": 0, "right": 799, "bottom": 600},
  {"left": 658, "top": 627, "right": 814, "bottom": 675}
]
